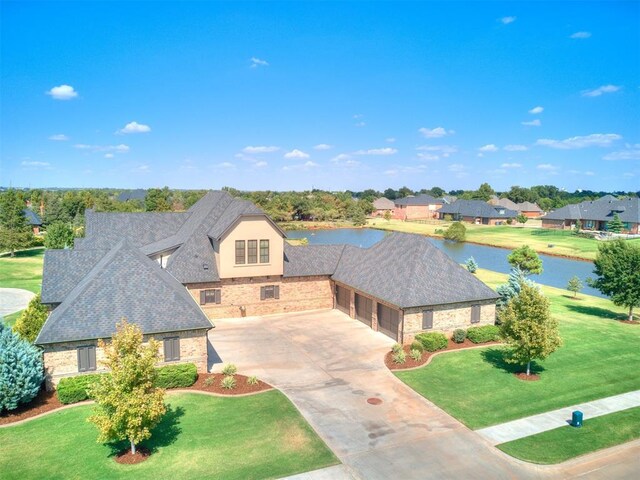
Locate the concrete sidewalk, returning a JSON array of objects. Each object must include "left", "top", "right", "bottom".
[
  {"left": 0, "top": 288, "right": 35, "bottom": 318},
  {"left": 477, "top": 390, "right": 640, "bottom": 445}
]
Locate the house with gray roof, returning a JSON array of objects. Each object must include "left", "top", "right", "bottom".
[
  {"left": 438, "top": 199, "right": 517, "bottom": 225},
  {"left": 371, "top": 197, "right": 395, "bottom": 217},
  {"left": 542, "top": 197, "right": 639, "bottom": 233},
  {"left": 392, "top": 194, "right": 443, "bottom": 220},
  {"left": 38, "top": 190, "right": 499, "bottom": 386}
]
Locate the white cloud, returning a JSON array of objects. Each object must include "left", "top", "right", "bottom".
[
  {"left": 21, "top": 160, "right": 50, "bottom": 167},
  {"left": 74, "top": 143, "right": 130, "bottom": 153},
  {"left": 570, "top": 31, "right": 592, "bottom": 39},
  {"left": 528, "top": 106, "right": 544, "bottom": 114},
  {"left": 536, "top": 133, "right": 622, "bottom": 149},
  {"left": 448, "top": 163, "right": 465, "bottom": 172},
  {"left": 581, "top": 85, "right": 621, "bottom": 97},
  {"left": 216, "top": 162, "right": 235, "bottom": 168},
  {"left": 313, "top": 144, "right": 332, "bottom": 150},
  {"left": 104, "top": 153, "right": 114, "bottom": 159},
  {"left": 284, "top": 149, "right": 310, "bottom": 159},
  {"left": 383, "top": 169, "right": 398, "bottom": 176},
  {"left": 353, "top": 114, "right": 364, "bottom": 119},
  {"left": 250, "top": 57, "right": 269, "bottom": 68},
  {"left": 331, "top": 154, "right": 361, "bottom": 167},
  {"left": 501, "top": 162, "right": 522, "bottom": 168},
  {"left": 354, "top": 121, "right": 366, "bottom": 127},
  {"left": 48, "top": 134, "right": 69, "bottom": 141},
  {"left": 504, "top": 144, "right": 528, "bottom": 151},
  {"left": 500, "top": 16, "right": 516, "bottom": 24},
  {"left": 254, "top": 161, "right": 268, "bottom": 168},
  {"left": 603, "top": 144, "right": 640, "bottom": 161},
  {"left": 46, "top": 84, "right": 78, "bottom": 100},
  {"left": 242, "top": 145, "right": 279, "bottom": 154},
  {"left": 354, "top": 147, "right": 397, "bottom": 156},
  {"left": 416, "top": 145, "right": 458, "bottom": 157},
  {"left": 386, "top": 137, "right": 396, "bottom": 143},
  {"left": 479, "top": 144, "right": 499, "bottom": 152},
  {"left": 132, "top": 164, "right": 150, "bottom": 173},
  {"left": 537, "top": 163, "right": 559, "bottom": 171},
  {"left": 521, "top": 119, "right": 541, "bottom": 127},
  {"left": 283, "top": 160, "right": 318, "bottom": 171},
  {"left": 419, "top": 127, "right": 454, "bottom": 138},
  {"left": 117, "top": 121, "right": 151, "bottom": 134},
  {"left": 417, "top": 153, "right": 439, "bottom": 161}
]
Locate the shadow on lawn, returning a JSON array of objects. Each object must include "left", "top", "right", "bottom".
[
  {"left": 107, "top": 404, "right": 185, "bottom": 457},
  {"left": 480, "top": 348, "right": 545, "bottom": 375},
  {"left": 564, "top": 304, "right": 628, "bottom": 321},
  {"left": 0, "top": 247, "right": 44, "bottom": 259}
]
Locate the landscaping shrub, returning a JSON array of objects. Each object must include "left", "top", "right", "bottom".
[
  {"left": 466, "top": 325, "right": 501, "bottom": 344},
  {"left": 221, "top": 375, "right": 237, "bottom": 389},
  {"left": 392, "top": 350, "right": 407, "bottom": 364},
  {"left": 415, "top": 332, "right": 448, "bottom": 352},
  {"left": 410, "top": 340, "right": 424, "bottom": 353},
  {"left": 452, "top": 328, "right": 467, "bottom": 344},
  {"left": 155, "top": 363, "right": 197, "bottom": 389},
  {"left": 57, "top": 374, "right": 103, "bottom": 404},
  {"left": 221, "top": 363, "right": 237, "bottom": 376},
  {"left": 13, "top": 294, "right": 48, "bottom": 343},
  {"left": 203, "top": 376, "right": 215, "bottom": 387},
  {"left": 409, "top": 349, "right": 422, "bottom": 361},
  {"left": 247, "top": 375, "right": 259, "bottom": 386},
  {"left": 391, "top": 343, "right": 403, "bottom": 354}
]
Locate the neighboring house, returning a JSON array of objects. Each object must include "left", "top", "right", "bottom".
[
  {"left": 442, "top": 195, "right": 457, "bottom": 205},
  {"left": 23, "top": 208, "right": 42, "bottom": 234},
  {"left": 117, "top": 189, "right": 147, "bottom": 202},
  {"left": 488, "top": 196, "right": 518, "bottom": 211},
  {"left": 37, "top": 191, "right": 498, "bottom": 387},
  {"left": 392, "top": 194, "right": 443, "bottom": 220},
  {"left": 438, "top": 199, "right": 517, "bottom": 225},
  {"left": 517, "top": 201, "right": 543, "bottom": 218},
  {"left": 542, "top": 196, "right": 640, "bottom": 233},
  {"left": 371, "top": 197, "right": 395, "bottom": 217}
]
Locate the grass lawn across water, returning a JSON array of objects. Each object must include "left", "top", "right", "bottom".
[
  {"left": 0, "top": 390, "right": 338, "bottom": 480},
  {"left": 396, "top": 269, "right": 640, "bottom": 429}
]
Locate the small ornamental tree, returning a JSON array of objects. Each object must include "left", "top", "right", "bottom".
[
  {"left": 13, "top": 294, "right": 49, "bottom": 343},
  {"left": 496, "top": 267, "right": 536, "bottom": 310},
  {"left": 567, "top": 276, "right": 583, "bottom": 298},
  {"left": 516, "top": 213, "right": 528, "bottom": 224},
  {"left": 88, "top": 320, "right": 166, "bottom": 455},
  {"left": 444, "top": 221, "right": 466, "bottom": 242},
  {"left": 383, "top": 210, "right": 392, "bottom": 222},
  {"left": 607, "top": 213, "right": 624, "bottom": 234},
  {"left": 589, "top": 240, "right": 640, "bottom": 322},
  {"left": 0, "top": 323, "right": 44, "bottom": 412},
  {"left": 507, "top": 245, "right": 543, "bottom": 276},
  {"left": 465, "top": 256, "right": 478, "bottom": 273},
  {"left": 44, "top": 221, "right": 74, "bottom": 249},
  {"left": 499, "top": 284, "right": 562, "bottom": 376},
  {"left": 574, "top": 219, "right": 582, "bottom": 234}
]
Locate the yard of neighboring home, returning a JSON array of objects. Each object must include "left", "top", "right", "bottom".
[
  {"left": 396, "top": 269, "right": 640, "bottom": 430},
  {"left": 0, "top": 248, "right": 44, "bottom": 325},
  {"left": 0, "top": 391, "right": 338, "bottom": 480}
]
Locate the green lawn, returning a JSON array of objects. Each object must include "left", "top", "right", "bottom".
[
  {"left": 0, "top": 391, "right": 338, "bottom": 480},
  {"left": 497, "top": 407, "right": 640, "bottom": 464},
  {"left": 368, "top": 219, "right": 640, "bottom": 261},
  {"left": 0, "top": 247, "right": 45, "bottom": 293},
  {"left": 396, "top": 269, "right": 640, "bottom": 429}
]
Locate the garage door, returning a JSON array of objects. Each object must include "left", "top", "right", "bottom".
[
  {"left": 377, "top": 303, "right": 400, "bottom": 341},
  {"left": 355, "top": 294, "right": 373, "bottom": 327},
  {"left": 335, "top": 285, "right": 350, "bottom": 315}
]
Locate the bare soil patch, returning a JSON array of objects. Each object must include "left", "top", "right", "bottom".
[
  {"left": 620, "top": 320, "right": 639, "bottom": 325},
  {"left": 188, "top": 373, "right": 272, "bottom": 395},
  {"left": 385, "top": 339, "right": 499, "bottom": 371},
  {"left": 114, "top": 446, "right": 151, "bottom": 464},
  {"left": 0, "top": 387, "right": 62, "bottom": 426},
  {"left": 514, "top": 372, "right": 541, "bottom": 381}
]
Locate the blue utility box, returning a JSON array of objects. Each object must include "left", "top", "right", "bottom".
[{"left": 571, "top": 410, "right": 583, "bottom": 428}]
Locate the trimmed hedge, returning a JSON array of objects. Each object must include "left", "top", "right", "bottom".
[
  {"left": 409, "top": 340, "right": 424, "bottom": 353},
  {"left": 155, "top": 363, "right": 198, "bottom": 389},
  {"left": 415, "top": 332, "right": 448, "bottom": 352},
  {"left": 452, "top": 328, "right": 467, "bottom": 344},
  {"left": 466, "top": 325, "right": 501, "bottom": 344},
  {"left": 57, "top": 374, "right": 103, "bottom": 404}
]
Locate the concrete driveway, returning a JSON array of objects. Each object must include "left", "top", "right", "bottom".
[
  {"left": 208, "top": 309, "right": 639, "bottom": 479},
  {"left": 0, "top": 288, "right": 35, "bottom": 318}
]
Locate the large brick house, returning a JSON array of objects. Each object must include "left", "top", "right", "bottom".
[
  {"left": 541, "top": 196, "right": 639, "bottom": 233},
  {"left": 37, "top": 191, "right": 498, "bottom": 386},
  {"left": 392, "top": 194, "right": 443, "bottom": 220},
  {"left": 439, "top": 199, "right": 517, "bottom": 225}
]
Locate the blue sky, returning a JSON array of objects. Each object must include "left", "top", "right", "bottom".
[{"left": 1, "top": 1, "right": 639, "bottom": 192}]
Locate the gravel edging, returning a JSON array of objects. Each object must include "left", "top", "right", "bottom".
[{"left": 391, "top": 343, "right": 504, "bottom": 372}]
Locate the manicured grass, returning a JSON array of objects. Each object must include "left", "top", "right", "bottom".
[
  {"left": 497, "top": 407, "right": 640, "bottom": 464},
  {"left": 368, "top": 219, "right": 640, "bottom": 261},
  {"left": 2, "top": 310, "right": 21, "bottom": 327},
  {"left": 0, "top": 247, "right": 45, "bottom": 293},
  {"left": 0, "top": 391, "right": 338, "bottom": 480},
  {"left": 396, "top": 269, "right": 640, "bottom": 429}
]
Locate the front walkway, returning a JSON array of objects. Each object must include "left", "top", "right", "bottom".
[
  {"left": 477, "top": 390, "right": 640, "bottom": 445},
  {"left": 0, "top": 287, "right": 35, "bottom": 318},
  {"left": 208, "top": 309, "right": 640, "bottom": 479}
]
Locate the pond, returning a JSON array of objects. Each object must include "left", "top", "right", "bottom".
[{"left": 286, "top": 228, "right": 604, "bottom": 298}]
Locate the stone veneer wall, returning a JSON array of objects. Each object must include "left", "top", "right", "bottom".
[
  {"left": 42, "top": 328, "right": 209, "bottom": 389},
  {"left": 187, "top": 275, "right": 333, "bottom": 319},
  {"left": 402, "top": 300, "right": 496, "bottom": 344}
]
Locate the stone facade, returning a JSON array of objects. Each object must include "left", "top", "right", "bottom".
[
  {"left": 42, "top": 328, "right": 209, "bottom": 389},
  {"left": 187, "top": 275, "right": 334, "bottom": 319}
]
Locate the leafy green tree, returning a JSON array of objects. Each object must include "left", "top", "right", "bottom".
[
  {"left": 607, "top": 213, "right": 624, "bottom": 233},
  {"left": 472, "top": 182, "right": 495, "bottom": 201},
  {"left": 88, "top": 320, "right": 166, "bottom": 455},
  {"left": 44, "top": 221, "right": 74, "bottom": 249},
  {"left": 515, "top": 213, "right": 528, "bottom": 224},
  {"left": 567, "top": 276, "right": 583, "bottom": 298},
  {"left": 443, "top": 221, "right": 466, "bottom": 242},
  {"left": 574, "top": 219, "right": 581, "bottom": 234},
  {"left": 465, "top": 257, "right": 478, "bottom": 273},
  {"left": 43, "top": 194, "right": 72, "bottom": 224},
  {"left": 398, "top": 186, "right": 413, "bottom": 198},
  {"left": 0, "top": 323, "right": 44, "bottom": 412},
  {"left": 383, "top": 210, "right": 392, "bottom": 222},
  {"left": 13, "top": 294, "right": 49, "bottom": 343},
  {"left": 0, "top": 190, "right": 33, "bottom": 256},
  {"left": 145, "top": 187, "right": 172, "bottom": 212},
  {"left": 429, "top": 186, "right": 445, "bottom": 197},
  {"left": 507, "top": 245, "right": 543, "bottom": 275},
  {"left": 589, "top": 240, "right": 640, "bottom": 321},
  {"left": 499, "top": 284, "right": 562, "bottom": 376}
]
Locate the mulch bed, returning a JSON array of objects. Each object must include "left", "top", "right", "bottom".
[
  {"left": 514, "top": 373, "right": 541, "bottom": 381},
  {"left": 0, "top": 387, "right": 63, "bottom": 426},
  {"left": 620, "top": 320, "right": 639, "bottom": 325},
  {"left": 186, "top": 373, "right": 272, "bottom": 395},
  {"left": 114, "top": 446, "right": 151, "bottom": 464},
  {"left": 385, "top": 339, "right": 500, "bottom": 370}
]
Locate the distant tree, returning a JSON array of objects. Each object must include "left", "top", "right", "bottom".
[
  {"left": 472, "top": 183, "right": 495, "bottom": 201},
  {"left": 43, "top": 194, "right": 72, "bottom": 224},
  {"left": 145, "top": 187, "right": 172, "bottom": 212},
  {"left": 429, "top": 186, "right": 445, "bottom": 197},
  {"left": 13, "top": 294, "right": 49, "bottom": 343},
  {"left": 499, "top": 284, "right": 562, "bottom": 377},
  {"left": 538, "top": 198, "right": 553, "bottom": 212},
  {"left": 567, "top": 276, "right": 583, "bottom": 298},
  {"left": 574, "top": 219, "right": 582, "bottom": 234},
  {"left": 44, "top": 222, "right": 74, "bottom": 249},
  {"left": 383, "top": 188, "right": 398, "bottom": 200},
  {"left": 507, "top": 245, "right": 543, "bottom": 275},
  {"left": 88, "top": 320, "right": 166, "bottom": 455},
  {"left": 383, "top": 210, "right": 392, "bottom": 222},
  {"left": 465, "top": 256, "right": 478, "bottom": 273},
  {"left": 444, "top": 222, "right": 466, "bottom": 242},
  {"left": 0, "top": 190, "right": 33, "bottom": 256},
  {"left": 0, "top": 323, "right": 44, "bottom": 412},
  {"left": 496, "top": 267, "right": 536, "bottom": 310},
  {"left": 515, "top": 213, "right": 528, "bottom": 224},
  {"left": 589, "top": 240, "right": 640, "bottom": 322},
  {"left": 506, "top": 185, "right": 533, "bottom": 203},
  {"left": 398, "top": 186, "right": 413, "bottom": 198},
  {"left": 607, "top": 213, "right": 624, "bottom": 233},
  {"left": 347, "top": 204, "right": 367, "bottom": 226}
]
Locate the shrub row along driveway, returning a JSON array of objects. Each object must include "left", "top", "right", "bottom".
[{"left": 208, "top": 309, "right": 639, "bottom": 479}]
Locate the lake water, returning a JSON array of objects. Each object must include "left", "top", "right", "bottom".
[{"left": 286, "top": 228, "right": 604, "bottom": 298}]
